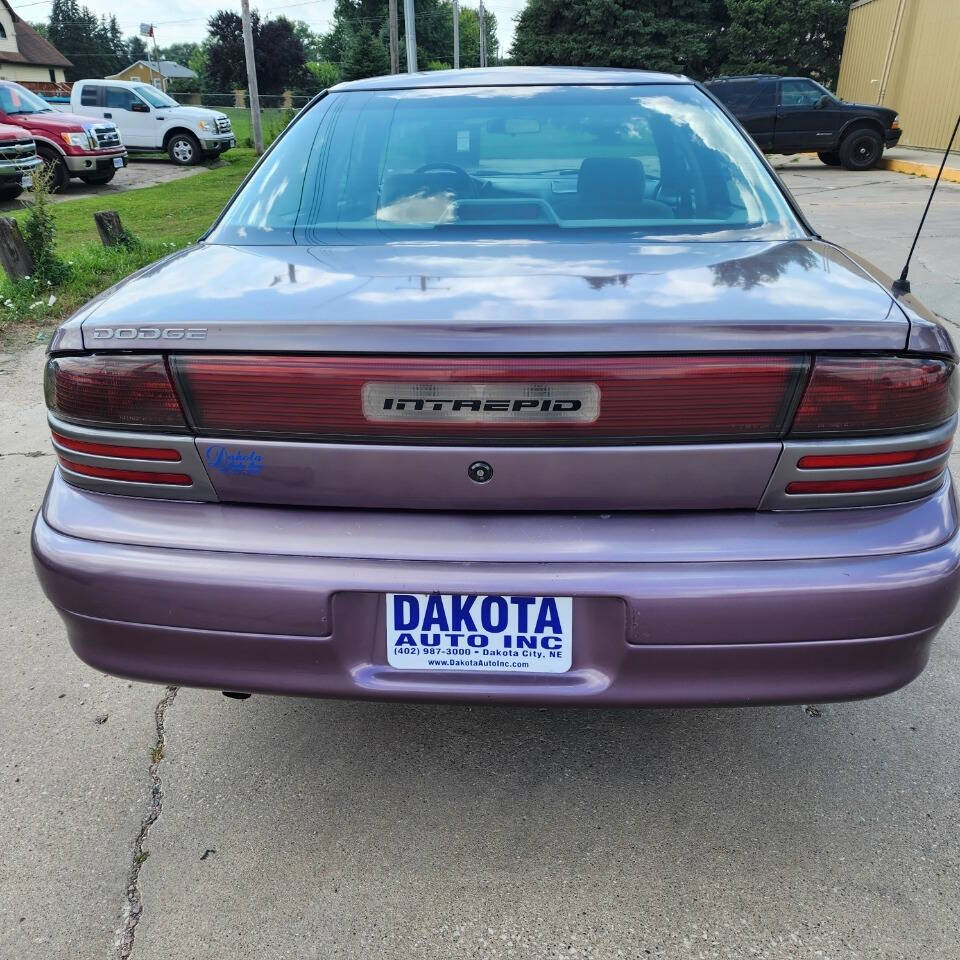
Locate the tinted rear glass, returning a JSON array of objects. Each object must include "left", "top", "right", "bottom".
[
  {"left": 708, "top": 80, "right": 758, "bottom": 110},
  {"left": 210, "top": 84, "right": 803, "bottom": 244}
]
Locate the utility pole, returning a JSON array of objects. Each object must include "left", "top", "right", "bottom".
[
  {"left": 388, "top": 0, "right": 400, "bottom": 74},
  {"left": 403, "top": 0, "right": 418, "bottom": 73},
  {"left": 452, "top": 0, "right": 459, "bottom": 70},
  {"left": 240, "top": 0, "right": 264, "bottom": 155},
  {"left": 478, "top": 0, "right": 487, "bottom": 68}
]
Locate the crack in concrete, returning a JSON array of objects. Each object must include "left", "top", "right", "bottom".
[{"left": 115, "top": 685, "right": 178, "bottom": 960}]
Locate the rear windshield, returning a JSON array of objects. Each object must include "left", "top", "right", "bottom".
[{"left": 210, "top": 84, "right": 804, "bottom": 244}]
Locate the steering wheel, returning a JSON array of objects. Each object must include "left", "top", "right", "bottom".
[{"left": 413, "top": 162, "right": 476, "bottom": 197}]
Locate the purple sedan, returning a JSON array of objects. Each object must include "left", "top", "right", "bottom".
[{"left": 32, "top": 68, "right": 960, "bottom": 705}]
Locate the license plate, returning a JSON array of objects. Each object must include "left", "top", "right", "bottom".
[
  {"left": 229, "top": 138, "right": 235, "bottom": 148},
  {"left": 386, "top": 593, "right": 572, "bottom": 674},
  {"left": 21, "top": 174, "right": 32, "bottom": 188},
  {"left": 113, "top": 156, "right": 124, "bottom": 168}
]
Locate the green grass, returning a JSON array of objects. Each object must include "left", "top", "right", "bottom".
[
  {"left": 0, "top": 148, "right": 257, "bottom": 342},
  {"left": 222, "top": 107, "right": 294, "bottom": 148},
  {"left": 13, "top": 148, "right": 256, "bottom": 253}
]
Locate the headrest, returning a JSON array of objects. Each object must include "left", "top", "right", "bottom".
[{"left": 577, "top": 157, "right": 647, "bottom": 204}]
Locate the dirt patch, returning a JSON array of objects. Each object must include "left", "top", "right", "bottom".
[{"left": 0, "top": 157, "right": 216, "bottom": 214}]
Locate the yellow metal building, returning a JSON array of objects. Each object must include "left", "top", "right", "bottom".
[{"left": 837, "top": 0, "right": 960, "bottom": 151}]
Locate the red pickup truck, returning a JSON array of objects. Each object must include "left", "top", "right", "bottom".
[
  {"left": 0, "top": 80, "right": 126, "bottom": 192},
  {"left": 0, "top": 121, "right": 41, "bottom": 201}
]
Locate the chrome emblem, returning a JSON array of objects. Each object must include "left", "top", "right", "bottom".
[{"left": 362, "top": 382, "right": 600, "bottom": 423}]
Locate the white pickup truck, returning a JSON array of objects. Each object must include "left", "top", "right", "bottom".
[{"left": 68, "top": 80, "right": 235, "bottom": 166}]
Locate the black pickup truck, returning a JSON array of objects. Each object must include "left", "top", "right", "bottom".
[{"left": 704, "top": 75, "right": 901, "bottom": 170}]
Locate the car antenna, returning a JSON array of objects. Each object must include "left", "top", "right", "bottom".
[{"left": 892, "top": 113, "right": 960, "bottom": 296}]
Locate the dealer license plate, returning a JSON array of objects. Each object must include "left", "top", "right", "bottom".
[
  {"left": 386, "top": 593, "right": 572, "bottom": 674},
  {"left": 113, "top": 156, "right": 124, "bottom": 168}
]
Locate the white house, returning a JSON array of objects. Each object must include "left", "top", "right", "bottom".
[{"left": 0, "top": 0, "right": 72, "bottom": 85}]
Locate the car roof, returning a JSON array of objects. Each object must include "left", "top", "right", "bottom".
[
  {"left": 331, "top": 66, "right": 689, "bottom": 92},
  {"left": 707, "top": 75, "right": 779, "bottom": 82}
]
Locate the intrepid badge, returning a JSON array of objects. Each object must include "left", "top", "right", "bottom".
[{"left": 362, "top": 382, "right": 600, "bottom": 423}]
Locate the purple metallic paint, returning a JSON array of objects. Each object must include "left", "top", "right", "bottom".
[
  {"left": 32, "top": 471, "right": 960, "bottom": 703},
  {"left": 76, "top": 240, "right": 909, "bottom": 354},
  {"left": 195, "top": 438, "right": 781, "bottom": 510},
  {"left": 41, "top": 469, "right": 957, "bottom": 563}
]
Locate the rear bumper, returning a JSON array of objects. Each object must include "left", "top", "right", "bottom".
[{"left": 32, "top": 472, "right": 960, "bottom": 706}]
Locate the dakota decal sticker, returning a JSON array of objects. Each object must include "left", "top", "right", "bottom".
[{"left": 204, "top": 446, "right": 264, "bottom": 477}]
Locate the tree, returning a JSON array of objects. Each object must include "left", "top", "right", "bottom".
[
  {"left": 204, "top": 10, "right": 308, "bottom": 95},
  {"left": 721, "top": 0, "right": 848, "bottom": 86},
  {"left": 160, "top": 42, "right": 200, "bottom": 68},
  {"left": 127, "top": 35, "right": 148, "bottom": 63},
  {"left": 509, "top": 0, "right": 848, "bottom": 84},
  {"left": 510, "top": 0, "right": 728, "bottom": 78},
  {"left": 306, "top": 61, "right": 340, "bottom": 89},
  {"left": 341, "top": 23, "right": 390, "bottom": 81},
  {"left": 204, "top": 10, "right": 248, "bottom": 91},
  {"left": 48, "top": 1, "right": 127, "bottom": 80},
  {"left": 258, "top": 17, "right": 309, "bottom": 93},
  {"left": 292, "top": 20, "right": 324, "bottom": 62}
]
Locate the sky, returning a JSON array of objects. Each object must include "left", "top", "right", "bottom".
[{"left": 12, "top": 0, "right": 529, "bottom": 58}]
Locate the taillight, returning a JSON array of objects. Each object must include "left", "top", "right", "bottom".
[
  {"left": 786, "top": 468, "right": 945, "bottom": 495},
  {"left": 57, "top": 457, "right": 192, "bottom": 486},
  {"left": 51, "top": 431, "right": 182, "bottom": 462},
  {"left": 173, "top": 354, "right": 804, "bottom": 444},
  {"left": 789, "top": 356, "right": 956, "bottom": 437},
  {"left": 796, "top": 440, "right": 952, "bottom": 470},
  {"left": 44, "top": 355, "right": 187, "bottom": 431}
]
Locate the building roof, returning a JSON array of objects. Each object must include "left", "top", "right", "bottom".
[
  {"left": 0, "top": 1, "right": 72, "bottom": 69},
  {"left": 332, "top": 66, "right": 688, "bottom": 92},
  {"left": 111, "top": 59, "right": 197, "bottom": 80}
]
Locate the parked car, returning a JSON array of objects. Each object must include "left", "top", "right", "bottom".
[
  {"left": 704, "top": 74, "right": 901, "bottom": 169},
  {"left": 33, "top": 67, "right": 959, "bottom": 707},
  {"left": 0, "top": 122, "right": 41, "bottom": 201},
  {"left": 69, "top": 80, "right": 235, "bottom": 166},
  {"left": 0, "top": 80, "right": 126, "bottom": 191}
]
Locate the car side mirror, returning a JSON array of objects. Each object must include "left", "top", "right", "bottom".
[
  {"left": 816, "top": 95, "right": 831, "bottom": 110},
  {"left": 131, "top": 101, "right": 149, "bottom": 113}
]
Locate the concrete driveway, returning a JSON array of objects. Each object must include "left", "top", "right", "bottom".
[
  {"left": 2, "top": 163, "right": 960, "bottom": 960},
  {"left": 0, "top": 158, "right": 208, "bottom": 213}
]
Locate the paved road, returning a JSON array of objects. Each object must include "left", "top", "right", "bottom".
[{"left": 2, "top": 163, "right": 959, "bottom": 960}]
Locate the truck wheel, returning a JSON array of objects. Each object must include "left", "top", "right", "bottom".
[
  {"left": 817, "top": 151, "right": 842, "bottom": 167},
  {"left": 0, "top": 184, "right": 23, "bottom": 201},
  {"left": 79, "top": 170, "right": 116, "bottom": 186},
  {"left": 839, "top": 128, "right": 883, "bottom": 171},
  {"left": 167, "top": 132, "right": 200, "bottom": 166},
  {"left": 38, "top": 150, "right": 68, "bottom": 192}
]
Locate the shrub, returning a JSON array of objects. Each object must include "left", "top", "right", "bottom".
[{"left": 19, "top": 166, "right": 67, "bottom": 284}]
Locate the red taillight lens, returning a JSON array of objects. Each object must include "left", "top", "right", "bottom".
[
  {"left": 173, "top": 355, "right": 803, "bottom": 444},
  {"left": 797, "top": 440, "right": 952, "bottom": 469},
  {"left": 786, "top": 467, "right": 944, "bottom": 495},
  {"left": 45, "top": 355, "right": 187, "bottom": 431},
  {"left": 790, "top": 356, "right": 956, "bottom": 437},
  {"left": 57, "top": 456, "right": 192, "bottom": 485},
  {"left": 51, "top": 431, "right": 182, "bottom": 461}
]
